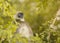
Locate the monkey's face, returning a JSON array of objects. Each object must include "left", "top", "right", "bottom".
[
  {"left": 17, "top": 13, "right": 23, "bottom": 18},
  {"left": 15, "top": 12, "right": 24, "bottom": 22}
]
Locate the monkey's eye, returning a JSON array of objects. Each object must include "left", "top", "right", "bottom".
[{"left": 17, "top": 13, "right": 23, "bottom": 18}]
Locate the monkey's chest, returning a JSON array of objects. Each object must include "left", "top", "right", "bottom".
[{"left": 18, "top": 23, "right": 32, "bottom": 38}]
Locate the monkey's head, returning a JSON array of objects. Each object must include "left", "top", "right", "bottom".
[{"left": 15, "top": 12, "right": 25, "bottom": 22}]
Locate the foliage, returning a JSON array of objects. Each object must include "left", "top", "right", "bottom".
[{"left": 0, "top": 0, "right": 60, "bottom": 43}]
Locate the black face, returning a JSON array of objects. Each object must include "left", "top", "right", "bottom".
[
  {"left": 17, "top": 12, "right": 23, "bottom": 18},
  {"left": 16, "top": 12, "right": 24, "bottom": 22}
]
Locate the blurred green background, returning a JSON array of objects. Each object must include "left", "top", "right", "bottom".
[{"left": 0, "top": 0, "right": 60, "bottom": 43}]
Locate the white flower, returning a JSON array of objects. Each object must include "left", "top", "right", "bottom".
[
  {"left": 56, "top": 17, "right": 60, "bottom": 20},
  {"left": 19, "top": 0, "right": 25, "bottom": 3}
]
